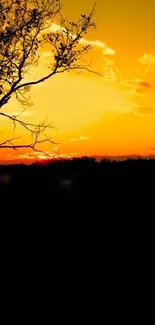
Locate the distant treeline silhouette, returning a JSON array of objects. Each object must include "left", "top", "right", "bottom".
[
  {"left": 0, "top": 155, "right": 154, "bottom": 216},
  {"left": 0, "top": 156, "right": 155, "bottom": 198}
]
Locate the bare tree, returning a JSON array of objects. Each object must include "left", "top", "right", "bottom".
[{"left": 0, "top": 0, "right": 96, "bottom": 154}]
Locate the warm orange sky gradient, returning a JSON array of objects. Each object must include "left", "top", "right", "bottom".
[{"left": 1, "top": 0, "right": 155, "bottom": 161}]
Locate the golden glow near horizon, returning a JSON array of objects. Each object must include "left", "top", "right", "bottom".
[{"left": 1, "top": 0, "right": 155, "bottom": 161}]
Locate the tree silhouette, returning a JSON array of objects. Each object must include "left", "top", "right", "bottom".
[{"left": 0, "top": 0, "right": 96, "bottom": 153}]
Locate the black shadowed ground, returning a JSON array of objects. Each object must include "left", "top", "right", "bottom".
[{"left": 0, "top": 156, "right": 154, "bottom": 320}]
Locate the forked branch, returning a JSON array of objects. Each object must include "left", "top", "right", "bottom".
[{"left": 0, "top": 0, "right": 98, "bottom": 153}]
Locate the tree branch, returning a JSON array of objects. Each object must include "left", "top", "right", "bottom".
[
  {"left": 0, "top": 0, "right": 98, "bottom": 154},
  {"left": 0, "top": 135, "right": 58, "bottom": 156}
]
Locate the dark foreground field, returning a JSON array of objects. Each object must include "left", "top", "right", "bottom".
[{"left": 0, "top": 157, "right": 154, "bottom": 320}]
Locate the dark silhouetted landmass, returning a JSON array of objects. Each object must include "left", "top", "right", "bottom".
[
  {"left": 1, "top": 156, "right": 155, "bottom": 207},
  {"left": 0, "top": 156, "right": 154, "bottom": 320}
]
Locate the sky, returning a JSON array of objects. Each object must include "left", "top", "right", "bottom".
[{"left": 1, "top": 0, "right": 155, "bottom": 161}]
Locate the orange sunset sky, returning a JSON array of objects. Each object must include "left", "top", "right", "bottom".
[{"left": 1, "top": 0, "right": 155, "bottom": 161}]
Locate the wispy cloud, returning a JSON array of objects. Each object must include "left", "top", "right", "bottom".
[
  {"left": 48, "top": 22, "right": 115, "bottom": 56},
  {"left": 7, "top": 110, "right": 34, "bottom": 117},
  {"left": 79, "top": 38, "right": 115, "bottom": 56},
  {"left": 119, "top": 78, "right": 152, "bottom": 93},
  {"left": 103, "top": 57, "right": 114, "bottom": 66},
  {"left": 102, "top": 47, "right": 115, "bottom": 56},
  {"left": 79, "top": 39, "right": 105, "bottom": 48},
  {"left": 0, "top": 110, "right": 34, "bottom": 120},
  {"left": 70, "top": 136, "right": 90, "bottom": 142},
  {"left": 139, "top": 81, "right": 151, "bottom": 88},
  {"left": 120, "top": 78, "right": 143, "bottom": 88},
  {"left": 138, "top": 53, "right": 155, "bottom": 68}
]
